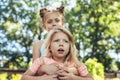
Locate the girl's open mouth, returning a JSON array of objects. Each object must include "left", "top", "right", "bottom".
[{"left": 58, "top": 49, "right": 64, "bottom": 53}]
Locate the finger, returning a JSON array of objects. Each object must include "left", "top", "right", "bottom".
[
  {"left": 56, "top": 69, "right": 64, "bottom": 73},
  {"left": 63, "top": 68, "right": 69, "bottom": 73},
  {"left": 57, "top": 65, "right": 66, "bottom": 70},
  {"left": 56, "top": 70, "right": 65, "bottom": 75},
  {"left": 58, "top": 72, "right": 68, "bottom": 77},
  {"left": 53, "top": 78, "right": 58, "bottom": 80},
  {"left": 51, "top": 74, "right": 58, "bottom": 78},
  {"left": 58, "top": 76, "right": 67, "bottom": 80},
  {"left": 53, "top": 77, "right": 58, "bottom": 80}
]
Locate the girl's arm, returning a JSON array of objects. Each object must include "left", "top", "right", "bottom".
[
  {"left": 36, "top": 57, "right": 57, "bottom": 75},
  {"left": 57, "top": 64, "right": 94, "bottom": 80},
  {"left": 21, "top": 58, "right": 58, "bottom": 80},
  {"left": 36, "top": 64, "right": 59, "bottom": 75},
  {"left": 72, "top": 73, "right": 94, "bottom": 80},
  {"left": 32, "top": 40, "right": 44, "bottom": 62},
  {"left": 57, "top": 71, "right": 94, "bottom": 80},
  {"left": 21, "top": 69, "right": 58, "bottom": 80},
  {"left": 21, "top": 69, "right": 39, "bottom": 80}
]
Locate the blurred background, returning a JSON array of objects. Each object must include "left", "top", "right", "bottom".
[{"left": 0, "top": 0, "right": 120, "bottom": 80}]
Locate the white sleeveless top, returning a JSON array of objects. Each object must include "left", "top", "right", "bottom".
[
  {"left": 40, "top": 41, "right": 46, "bottom": 56},
  {"left": 40, "top": 31, "right": 48, "bottom": 56}
]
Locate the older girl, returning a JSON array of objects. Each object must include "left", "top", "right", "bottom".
[{"left": 33, "top": 6, "right": 64, "bottom": 61}]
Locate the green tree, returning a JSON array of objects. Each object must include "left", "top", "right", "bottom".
[
  {"left": 85, "top": 58, "right": 104, "bottom": 80},
  {"left": 65, "top": 0, "right": 120, "bottom": 72},
  {"left": 0, "top": 0, "right": 40, "bottom": 69}
]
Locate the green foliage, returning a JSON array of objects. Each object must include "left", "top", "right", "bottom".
[
  {"left": 0, "top": 0, "right": 39, "bottom": 69},
  {"left": 0, "top": 73, "right": 21, "bottom": 80},
  {"left": 85, "top": 58, "right": 104, "bottom": 80},
  {"left": 65, "top": 0, "right": 120, "bottom": 72},
  {"left": 116, "top": 61, "right": 120, "bottom": 70}
]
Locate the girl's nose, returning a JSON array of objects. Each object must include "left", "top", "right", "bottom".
[
  {"left": 52, "top": 24, "right": 56, "bottom": 27},
  {"left": 52, "top": 21, "right": 57, "bottom": 26},
  {"left": 59, "top": 41, "right": 64, "bottom": 46}
]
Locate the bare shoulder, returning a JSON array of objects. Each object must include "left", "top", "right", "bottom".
[
  {"left": 33, "top": 40, "right": 44, "bottom": 48},
  {"left": 32, "top": 40, "right": 44, "bottom": 61}
]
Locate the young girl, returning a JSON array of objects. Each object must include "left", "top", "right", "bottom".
[
  {"left": 33, "top": 6, "right": 64, "bottom": 62},
  {"left": 33, "top": 6, "right": 66, "bottom": 76},
  {"left": 21, "top": 27, "right": 93, "bottom": 80}
]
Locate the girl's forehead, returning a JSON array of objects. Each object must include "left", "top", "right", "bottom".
[
  {"left": 47, "top": 11, "right": 60, "bottom": 15},
  {"left": 45, "top": 12, "right": 62, "bottom": 18},
  {"left": 52, "top": 31, "right": 68, "bottom": 38}
]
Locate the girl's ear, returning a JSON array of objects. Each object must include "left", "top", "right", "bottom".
[
  {"left": 49, "top": 46, "right": 51, "bottom": 50},
  {"left": 49, "top": 47, "right": 52, "bottom": 53},
  {"left": 42, "top": 24, "right": 45, "bottom": 29},
  {"left": 42, "top": 23, "right": 47, "bottom": 30}
]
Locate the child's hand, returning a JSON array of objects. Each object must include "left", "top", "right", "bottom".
[
  {"left": 39, "top": 74, "right": 58, "bottom": 80},
  {"left": 57, "top": 66, "right": 78, "bottom": 75},
  {"left": 57, "top": 70, "right": 75, "bottom": 80},
  {"left": 56, "top": 66, "right": 78, "bottom": 80},
  {"left": 37, "top": 64, "right": 59, "bottom": 75}
]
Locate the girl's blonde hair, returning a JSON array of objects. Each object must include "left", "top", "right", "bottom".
[{"left": 44, "top": 27, "right": 82, "bottom": 67}]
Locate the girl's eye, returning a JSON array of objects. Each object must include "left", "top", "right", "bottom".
[
  {"left": 55, "top": 19, "right": 60, "bottom": 22},
  {"left": 64, "top": 40, "right": 69, "bottom": 43},
  {"left": 53, "top": 39, "right": 59, "bottom": 42},
  {"left": 47, "top": 20, "right": 52, "bottom": 24}
]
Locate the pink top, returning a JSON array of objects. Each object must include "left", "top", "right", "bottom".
[{"left": 30, "top": 56, "right": 88, "bottom": 76}]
